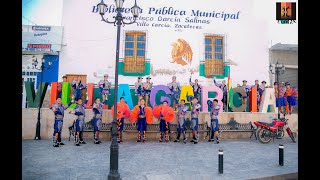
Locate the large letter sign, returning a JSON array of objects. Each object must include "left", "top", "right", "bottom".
[
  {"left": 259, "top": 88, "right": 277, "bottom": 113},
  {"left": 86, "top": 83, "right": 94, "bottom": 109},
  {"left": 150, "top": 85, "right": 172, "bottom": 107},
  {"left": 179, "top": 85, "right": 194, "bottom": 103},
  {"left": 231, "top": 87, "right": 246, "bottom": 112},
  {"left": 202, "top": 85, "right": 223, "bottom": 113},
  {"left": 249, "top": 87, "right": 257, "bottom": 112},
  {"left": 118, "top": 84, "right": 134, "bottom": 110},
  {"left": 50, "top": 82, "right": 58, "bottom": 107},
  {"left": 25, "top": 81, "right": 48, "bottom": 108}
]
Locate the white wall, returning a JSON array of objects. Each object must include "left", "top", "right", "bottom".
[{"left": 59, "top": 0, "right": 293, "bottom": 87}]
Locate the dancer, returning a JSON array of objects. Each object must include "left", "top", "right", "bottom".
[
  {"left": 173, "top": 99, "right": 189, "bottom": 143},
  {"left": 258, "top": 81, "right": 267, "bottom": 108},
  {"left": 134, "top": 76, "right": 144, "bottom": 101},
  {"left": 129, "top": 99, "right": 153, "bottom": 143},
  {"left": 92, "top": 97, "right": 104, "bottom": 144},
  {"left": 190, "top": 97, "right": 201, "bottom": 144},
  {"left": 189, "top": 75, "right": 202, "bottom": 100},
  {"left": 207, "top": 99, "right": 220, "bottom": 144},
  {"left": 274, "top": 82, "right": 286, "bottom": 114},
  {"left": 51, "top": 97, "right": 72, "bottom": 147},
  {"left": 168, "top": 76, "right": 181, "bottom": 110},
  {"left": 153, "top": 101, "right": 175, "bottom": 143},
  {"left": 284, "top": 82, "right": 298, "bottom": 114},
  {"left": 143, "top": 76, "right": 153, "bottom": 107},
  {"left": 111, "top": 97, "right": 130, "bottom": 143},
  {"left": 69, "top": 99, "right": 88, "bottom": 146},
  {"left": 239, "top": 80, "right": 251, "bottom": 112},
  {"left": 71, "top": 76, "right": 87, "bottom": 102},
  {"left": 98, "top": 74, "right": 111, "bottom": 104}
]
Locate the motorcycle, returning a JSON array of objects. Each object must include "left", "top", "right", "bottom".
[{"left": 253, "top": 115, "right": 296, "bottom": 144}]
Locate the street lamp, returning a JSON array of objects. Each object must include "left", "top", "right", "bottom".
[
  {"left": 269, "top": 61, "right": 285, "bottom": 119},
  {"left": 33, "top": 55, "right": 52, "bottom": 140},
  {"left": 96, "top": 0, "right": 141, "bottom": 179}
]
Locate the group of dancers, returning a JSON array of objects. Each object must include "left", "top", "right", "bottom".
[
  {"left": 51, "top": 74, "right": 221, "bottom": 147},
  {"left": 57, "top": 74, "right": 203, "bottom": 109},
  {"left": 51, "top": 74, "right": 297, "bottom": 147},
  {"left": 237, "top": 80, "right": 298, "bottom": 114},
  {"left": 51, "top": 94, "right": 221, "bottom": 147},
  {"left": 273, "top": 81, "right": 298, "bottom": 114},
  {"left": 58, "top": 75, "right": 297, "bottom": 113},
  {"left": 52, "top": 93, "right": 220, "bottom": 147}
]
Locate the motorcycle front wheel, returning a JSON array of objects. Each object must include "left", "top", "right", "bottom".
[
  {"left": 286, "top": 128, "right": 296, "bottom": 143},
  {"left": 257, "top": 128, "right": 272, "bottom": 144}
]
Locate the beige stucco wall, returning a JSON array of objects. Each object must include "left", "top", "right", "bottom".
[
  {"left": 22, "top": 108, "right": 298, "bottom": 140},
  {"left": 269, "top": 50, "right": 298, "bottom": 66}
]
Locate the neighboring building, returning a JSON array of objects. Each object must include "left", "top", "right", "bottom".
[
  {"left": 269, "top": 43, "right": 298, "bottom": 88},
  {"left": 22, "top": 25, "right": 63, "bottom": 108}
]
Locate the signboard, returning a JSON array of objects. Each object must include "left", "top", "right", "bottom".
[
  {"left": 22, "top": 25, "right": 63, "bottom": 53},
  {"left": 27, "top": 44, "right": 52, "bottom": 52}
]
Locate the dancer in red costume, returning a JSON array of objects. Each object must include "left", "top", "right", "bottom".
[
  {"left": 153, "top": 101, "right": 175, "bottom": 143},
  {"left": 111, "top": 97, "right": 130, "bottom": 143},
  {"left": 129, "top": 99, "right": 153, "bottom": 143}
]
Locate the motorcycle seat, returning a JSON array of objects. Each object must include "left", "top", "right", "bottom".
[{"left": 258, "top": 121, "right": 274, "bottom": 127}]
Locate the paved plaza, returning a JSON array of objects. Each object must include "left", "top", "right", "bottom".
[{"left": 22, "top": 138, "right": 298, "bottom": 180}]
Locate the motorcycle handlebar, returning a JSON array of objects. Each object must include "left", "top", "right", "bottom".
[{"left": 272, "top": 117, "right": 288, "bottom": 123}]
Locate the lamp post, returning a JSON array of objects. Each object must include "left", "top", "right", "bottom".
[
  {"left": 33, "top": 55, "right": 52, "bottom": 140},
  {"left": 96, "top": 0, "right": 141, "bottom": 179},
  {"left": 269, "top": 61, "right": 285, "bottom": 119}
]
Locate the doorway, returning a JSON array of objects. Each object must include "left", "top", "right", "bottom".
[{"left": 65, "top": 74, "right": 87, "bottom": 101}]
